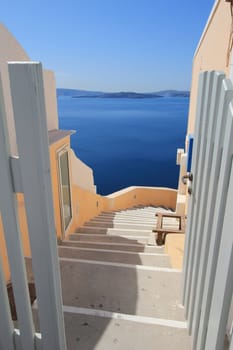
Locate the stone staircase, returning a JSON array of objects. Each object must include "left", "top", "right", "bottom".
[{"left": 34, "top": 206, "right": 191, "bottom": 349}]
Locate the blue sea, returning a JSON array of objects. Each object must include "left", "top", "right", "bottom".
[{"left": 57, "top": 97, "right": 189, "bottom": 195}]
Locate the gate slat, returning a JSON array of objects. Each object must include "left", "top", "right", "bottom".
[
  {"left": 182, "top": 71, "right": 207, "bottom": 305},
  {"left": 183, "top": 72, "right": 213, "bottom": 316},
  {"left": 188, "top": 72, "right": 225, "bottom": 332},
  {"left": 0, "top": 74, "right": 35, "bottom": 349},
  {"left": 0, "top": 254, "right": 15, "bottom": 350},
  {"left": 229, "top": 329, "right": 233, "bottom": 350},
  {"left": 8, "top": 62, "right": 67, "bottom": 350},
  {"left": 204, "top": 103, "right": 233, "bottom": 349},
  {"left": 192, "top": 77, "right": 233, "bottom": 349},
  {"left": 186, "top": 71, "right": 216, "bottom": 328},
  {"left": 196, "top": 78, "right": 233, "bottom": 350}
]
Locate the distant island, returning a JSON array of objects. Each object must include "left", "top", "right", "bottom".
[{"left": 57, "top": 88, "right": 190, "bottom": 99}]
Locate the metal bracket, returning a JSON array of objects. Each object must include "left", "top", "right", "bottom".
[
  {"left": 182, "top": 172, "right": 193, "bottom": 185},
  {"left": 10, "top": 156, "right": 23, "bottom": 193}
]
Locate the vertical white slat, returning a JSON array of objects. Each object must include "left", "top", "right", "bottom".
[
  {"left": 35, "top": 333, "right": 43, "bottom": 350},
  {"left": 8, "top": 62, "right": 67, "bottom": 350},
  {"left": 196, "top": 78, "right": 233, "bottom": 350},
  {"left": 0, "top": 75, "right": 35, "bottom": 348},
  {"left": 192, "top": 77, "right": 233, "bottom": 349},
  {"left": 183, "top": 72, "right": 213, "bottom": 316},
  {"left": 229, "top": 331, "right": 233, "bottom": 350},
  {"left": 187, "top": 72, "right": 225, "bottom": 331},
  {"left": 182, "top": 71, "right": 207, "bottom": 304},
  {"left": 14, "top": 330, "right": 43, "bottom": 350},
  {"left": 14, "top": 329, "right": 23, "bottom": 350},
  {"left": 204, "top": 103, "right": 233, "bottom": 350},
  {"left": 0, "top": 254, "right": 15, "bottom": 350}
]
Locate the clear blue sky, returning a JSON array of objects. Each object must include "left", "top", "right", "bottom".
[{"left": 2, "top": 0, "right": 214, "bottom": 92}]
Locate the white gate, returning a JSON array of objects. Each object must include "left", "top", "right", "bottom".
[
  {"left": 182, "top": 71, "right": 233, "bottom": 350},
  {"left": 0, "top": 62, "right": 66, "bottom": 349}
]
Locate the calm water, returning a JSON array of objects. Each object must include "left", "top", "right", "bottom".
[{"left": 57, "top": 97, "right": 189, "bottom": 195}]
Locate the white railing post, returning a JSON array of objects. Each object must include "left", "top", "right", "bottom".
[
  {"left": 193, "top": 77, "right": 233, "bottom": 350},
  {"left": 0, "top": 253, "right": 15, "bottom": 350},
  {"left": 0, "top": 74, "right": 35, "bottom": 349},
  {"left": 196, "top": 78, "right": 233, "bottom": 350},
  {"left": 182, "top": 72, "right": 207, "bottom": 306},
  {"left": 229, "top": 331, "right": 233, "bottom": 350},
  {"left": 186, "top": 71, "right": 215, "bottom": 327},
  {"left": 182, "top": 70, "right": 233, "bottom": 350},
  {"left": 204, "top": 104, "right": 233, "bottom": 349},
  {"left": 188, "top": 71, "right": 225, "bottom": 332},
  {"left": 8, "top": 62, "right": 67, "bottom": 350}
]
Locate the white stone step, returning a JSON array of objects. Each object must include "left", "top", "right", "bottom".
[
  {"left": 61, "top": 311, "right": 191, "bottom": 350},
  {"left": 61, "top": 240, "right": 161, "bottom": 253},
  {"left": 84, "top": 221, "right": 155, "bottom": 230},
  {"left": 90, "top": 217, "right": 156, "bottom": 224},
  {"left": 58, "top": 246, "right": 170, "bottom": 267},
  {"left": 99, "top": 212, "right": 156, "bottom": 218},
  {"left": 59, "top": 258, "right": 184, "bottom": 320},
  {"left": 32, "top": 306, "right": 191, "bottom": 350},
  {"left": 76, "top": 226, "right": 153, "bottom": 235},
  {"left": 69, "top": 233, "right": 155, "bottom": 245}
]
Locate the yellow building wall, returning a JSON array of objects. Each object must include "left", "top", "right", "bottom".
[{"left": 187, "top": 0, "right": 232, "bottom": 135}]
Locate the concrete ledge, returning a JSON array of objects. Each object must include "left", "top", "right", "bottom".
[{"left": 164, "top": 234, "right": 185, "bottom": 270}]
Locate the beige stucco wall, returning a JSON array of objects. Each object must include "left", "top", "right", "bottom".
[
  {"left": 66, "top": 186, "right": 109, "bottom": 235},
  {"left": 70, "top": 149, "right": 96, "bottom": 193},
  {"left": 187, "top": 0, "right": 232, "bottom": 136},
  {"left": 165, "top": 235, "right": 185, "bottom": 269},
  {"left": 177, "top": 0, "right": 233, "bottom": 211},
  {"left": 0, "top": 23, "right": 29, "bottom": 155},
  {"left": 43, "top": 70, "right": 59, "bottom": 130},
  {"left": 0, "top": 24, "right": 59, "bottom": 157}
]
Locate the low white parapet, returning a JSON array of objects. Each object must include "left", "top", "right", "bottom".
[{"left": 107, "top": 186, "right": 177, "bottom": 211}]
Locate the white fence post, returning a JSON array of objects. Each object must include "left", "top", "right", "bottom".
[
  {"left": 229, "top": 332, "right": 233, "bottom": 350},
  {"left": 196, "top": 78, "right": 233, "bottom": 350},
  {"left": 182, "top": 72, "right": 207, "bottom": 306},
  {"left": 187, "top": 71, "right": 225, "bottom": 332},
  {"left": 204, "top": 104, "right": 233, "bottom": 349},
  {"left": 186, "top": 71, "right": 215, "bottom": 326},
  {"left": 0, "top": 74, "right": 35, "bottom": 349},
  {"left": 192, "top": 77, "right": 233, "bottom": 350},
  {"left": 8, "top": 62, "right": 67, "bottom": 350},
  {"left": 182, "top": 70, "right": 233, "bottom": 350},
  {"left": 0, "top": 253, "right": 15, "bottom": 350}
]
